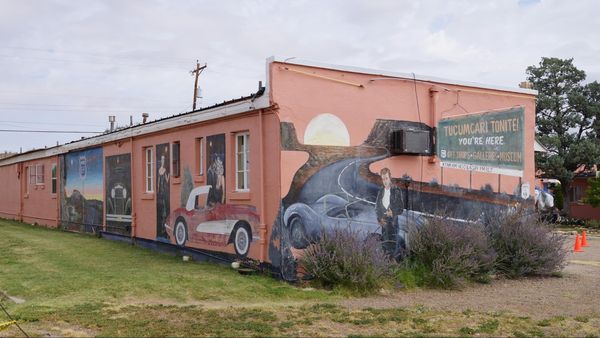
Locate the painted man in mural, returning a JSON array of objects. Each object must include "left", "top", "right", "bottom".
[
  {"left": 207, "top": 156, "right": 225, "bottom": 205},
  {"left": 375, "top": 167, "right": 403, "bottom": 259},
  {"left": 156, "top": 150, "right": 170, "bottom": 239}
]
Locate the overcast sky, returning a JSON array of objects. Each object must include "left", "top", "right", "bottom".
[{"left": 1, "top": 0, "right": 599, "bottom": 153}]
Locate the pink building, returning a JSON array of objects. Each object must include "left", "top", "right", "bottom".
[{"left": 0, "top": 57, "right": 537, "bottom": 280}]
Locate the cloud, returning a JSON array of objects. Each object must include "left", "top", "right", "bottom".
[{"left": 0, "top": 0, "right": 599, "bottom": 151}]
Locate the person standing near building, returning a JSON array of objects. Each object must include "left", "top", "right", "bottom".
[{"left": 375, "top": 167, "right": 403, "bottom": 259}]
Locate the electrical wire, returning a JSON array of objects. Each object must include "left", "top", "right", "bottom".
[
  {"left": 0, "top": 301, "right": 29, "bottom": 337},
  {"left": 0, "top": 120, "right": 105, "bottom": 127},
  {"left": 0, "top": 129, "right": 102, "bottom": 134}
]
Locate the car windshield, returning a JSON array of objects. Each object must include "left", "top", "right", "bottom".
[{"left": 194, "top": 193, "right": 209, "bottom": 210}]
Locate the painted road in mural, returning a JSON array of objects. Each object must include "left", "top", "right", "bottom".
[{"left": 284, "top": 155, "right": 425, "bottom": 250}]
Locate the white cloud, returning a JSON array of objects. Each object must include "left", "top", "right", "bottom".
[{"left": 0, "top": 0, "right": 599, "bottom": 151}]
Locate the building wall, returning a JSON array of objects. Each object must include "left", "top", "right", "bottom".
[
  {"left": 21, "top": 157, "right": 60, "bottom": 227},
  {"left": 267, "top": 61, "right": 536, "bottom": 280},
  {"left": 570, "top": 176, "right": 600, "bottom": 220},
  {"left": 0, "top": 109, "right": 280, "bottom": 265},
  {"left": 0, "top": 163, "right": 22, "bottom": 221},
  {"left": 129, "top": 110, "right": 280, "bottom": 262}
]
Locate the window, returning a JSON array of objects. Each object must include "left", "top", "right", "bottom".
[
  {"left": 28, "top": 166, "right": 35, "bottom": 186},
  {"left": 235, "top": 132, "right": 250, "bottom": 191},
  {"left": 36, "top": 164, "right": 44, "bottom": 184},
  {"left": 51, "top": 164, "right": 57, "bottom": 194},
  {"left": 172, "top": 141, "right": 180, "bottom": 178},
  {"left": 26, "top": 166, "right": 30, "bottom": 194},
  {"left": 571, "top": 185, "right": 583, "bottom": 202},
  {"left": 145, "top": 147, "right": 154, "bottom": 192},
  {"left": 197, "top": 137, "right": 205, "bottom": 175}
]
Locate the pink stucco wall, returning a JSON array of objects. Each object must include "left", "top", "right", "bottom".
[
  {"left": 0, "top": 157, "right": 60, "bottom": 227},
  {"left": 269, "top": 61, "right": 536, "bottom": 199},
  {"left": 0, "top": 163, "right": 21, "bottom": 221},
  {"left": 129, "top": 110, "right": 280, "bottom": 262}
]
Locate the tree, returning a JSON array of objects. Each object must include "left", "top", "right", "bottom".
[
  {"left": 526, "top": 57, "right": 600, "bottom": 214},
  {"left": 584, "top": 177, "right": 600, "bottom": 208}
]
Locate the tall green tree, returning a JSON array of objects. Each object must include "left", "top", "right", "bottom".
[
  {"left": 526, "top": 57, "right": 600, "bottom": 214},
  {"left": 584, "top": 177, "right": 600, "bottom": 208}
]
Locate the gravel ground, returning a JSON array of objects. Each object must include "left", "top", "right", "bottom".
[{"left": 340, "top": 235, "right": 600, "bottom": 319}]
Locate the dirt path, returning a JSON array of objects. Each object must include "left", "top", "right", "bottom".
[{"left": 340, "top": 235, "right": 600, "bottom": 319}]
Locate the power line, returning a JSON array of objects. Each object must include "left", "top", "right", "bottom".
[
  {"left": 0, "top": 129, "right": 102, "bottom": 134},
  {"left": 0, "top": 102, "right": 185, "bottom": 109},
  {"left": 0, "top": 54, "right": 188, "bottom": 71},
  {"left": 0, "top": 46, "right": 192, "bottom": 64},
  {"left": 0, "top": 108, "right": 182, "bottom": 113},
  {"left": 0, "top": 120, "right": 104, "bottom": 127}
]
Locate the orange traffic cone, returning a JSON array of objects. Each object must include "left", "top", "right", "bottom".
[
  {"left": 574, "top": 234, "right": 584, "bottom": 252},
  {"left": 581, "top": 230, "right": 589, "bottom": 247}
]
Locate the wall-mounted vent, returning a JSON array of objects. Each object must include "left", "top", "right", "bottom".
[{"left": 390, "top": 129, "right": 432, "bottom": 155}]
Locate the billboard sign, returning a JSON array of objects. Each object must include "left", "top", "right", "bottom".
[{"left": 437, "top": 107, "right": 524, "bottom": 177}]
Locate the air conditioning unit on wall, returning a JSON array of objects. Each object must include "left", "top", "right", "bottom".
[{"left": 390, "top": 129, "right": 432, "bottom": 155}]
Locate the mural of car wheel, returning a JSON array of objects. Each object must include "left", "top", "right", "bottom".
[
  {"left": 289, "top": 216, "right": 309, "bottom": 249},
  {"left": 174, "top": 218, "right": 188, "bottom": 247},
  {"left": 233, "top": 224, "right": 251, "bottom": 258}
]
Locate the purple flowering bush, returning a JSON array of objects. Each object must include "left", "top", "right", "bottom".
[
  {"left": 485, "top": 208, "right": 567, "bottom": 278},
  {"left": 406, "top": 217, "right": 497, "bottom": 288},
  {"left": 300, "top": 227, "right": 396, "bottom": 293}
]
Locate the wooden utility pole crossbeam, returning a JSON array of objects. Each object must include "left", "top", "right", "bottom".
[{"left": 191, "top": 60, "right": 207, "bottom": 111}]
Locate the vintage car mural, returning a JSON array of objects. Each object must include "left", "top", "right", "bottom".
[
  {"left": 283, "top": 193, "right": 426, "bottom": 250},
  {"left": 164, "top": 185, "right": 260, "bottom": 258}
]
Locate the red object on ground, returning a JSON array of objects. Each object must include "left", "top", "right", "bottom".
[
  {"left": 574, "top": 234, "right": 584, "bottom": 252},
  {"left": 581, "top": 230, "right": 589, "bottom": 247}
]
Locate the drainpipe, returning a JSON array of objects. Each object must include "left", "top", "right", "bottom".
[
  {"left": 56, "top": 160, "right": 60, "bottom": 226},
  {"left": 18, "top": 162, "right": 24, "bottom": 222},
  {"left": 428, "top": 86, "right": 440, "bottom": 163},
  {"left": 259, "top": 108, "right": 267, "bottom": 262},
  {"left": 130, "top": 136, "right": 136, "bottom": 244}
]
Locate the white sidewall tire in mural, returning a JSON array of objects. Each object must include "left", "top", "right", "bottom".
[
  {"left": 234, "top": 224, "right": 251, "bottom": 258},
  {"left": 175, "top": 219, "right": 188, "bottom": 247},
  {"left": 289, "top": 216, "right": 309, "bottom": 249}
]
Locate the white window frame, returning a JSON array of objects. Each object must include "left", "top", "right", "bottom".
[
  {"left": 26, "top": 166, "right": 30, "bottom": 194},
  {"left": 235, "top": 132, "right": 250, "bottom": 191},
  {"left": 145, "top": 147, "right": 154, "bottom": 192},
  {"left": 35, "top": 164, "right": 44, "bottom": 185},
  {"left": 197, "top": 137, "right": 204, "bottom": 176},
  {"left": 51, "top": 164, "right": 57, "bottom": 194},
  {"left": 172, "top": 141, "right": 181, "bottom": 178}
]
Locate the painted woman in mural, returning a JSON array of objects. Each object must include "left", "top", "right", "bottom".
[
  {"left": 375, "top": 167, "right": 403, "bottom": 259},
  {"left": 156, "top": 144, "right": 170, "bottom": 240},
  {"left": 206, "top": 134, "right": 226, "bottom": 206}
]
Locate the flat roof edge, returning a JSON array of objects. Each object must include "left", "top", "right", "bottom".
[
  {"left": 268, "top": 56, "right": 537, "bottom": 96},
  {"left": 0, "top": 95, "right": 270, "bottom": 167}
]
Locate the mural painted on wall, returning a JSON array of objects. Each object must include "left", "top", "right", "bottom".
[
  {"left": 60, "top": 147, "right": 103, "bottom": 233},
  {"left": 105, "top": 154, "right": 132, "bottom": 236},
  {"left": 270, "top": 112, "right": 527, "bottom": 281},
  {"left": 156, "top": 143, "right": 170, "bottom": 242},
  {"left": 163, "top": 161, "right": 260, "bottom": 258},
  {"left": 438, "top": 107, "right": 524, "bottom": 177},
  {"left": 207, "top": 134, "right": 226, "bottom": 205}
]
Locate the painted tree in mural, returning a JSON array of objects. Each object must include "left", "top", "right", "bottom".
[{"left": 527, "top": 57, "right": 600, "bottom": 213}]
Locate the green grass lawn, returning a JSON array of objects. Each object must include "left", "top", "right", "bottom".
[{"left": 2, "top": 219, "right": 599, "bottom": 337}]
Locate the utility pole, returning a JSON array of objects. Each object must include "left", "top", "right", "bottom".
[{"left": 190, "top": 60, "right": 207, "bottom": 111}]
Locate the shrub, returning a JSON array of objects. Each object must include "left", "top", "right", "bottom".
[
  {"left": 485, "top": 208, "right": 567, "bottom": 278},
  {"left": 584, "top": 219, "right": 600, "bottom": 230},
  {"left": 300, "top": 227, "right": 396, "bottom": 293},
  {"left": 406, "top": 216, "right": 496, "bottom": 288}
]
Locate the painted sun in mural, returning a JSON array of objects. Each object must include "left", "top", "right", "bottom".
[{"left": 303, "top": 113, "right": 350, "bottom": 146}]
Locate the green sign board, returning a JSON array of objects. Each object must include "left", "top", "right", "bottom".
[{"left": 437, "top": 107, "right": 524, "bottom": 177}]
